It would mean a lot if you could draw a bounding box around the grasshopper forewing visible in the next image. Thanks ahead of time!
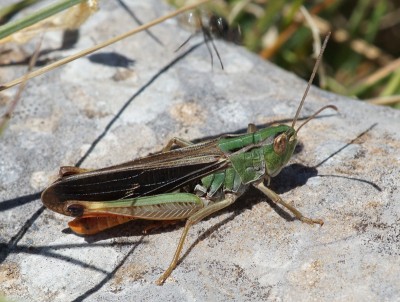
[41,33,337,285]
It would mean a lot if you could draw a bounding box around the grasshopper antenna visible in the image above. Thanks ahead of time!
[291,32,331,129]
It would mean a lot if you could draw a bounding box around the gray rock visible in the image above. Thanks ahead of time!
[1,1,399,301]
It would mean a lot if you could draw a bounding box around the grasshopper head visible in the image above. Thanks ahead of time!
[261,103,337,178]
[261,125,297,177]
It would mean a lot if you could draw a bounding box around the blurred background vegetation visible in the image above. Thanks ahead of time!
[170,0,400,108]
[1,0,399,109]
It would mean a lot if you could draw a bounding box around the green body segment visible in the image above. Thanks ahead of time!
[217,125,291,152]
[68,193,205,220]
[228,148,265,184]
[200,124,297,192]
[224,168,242,192]
[200,167,243,195]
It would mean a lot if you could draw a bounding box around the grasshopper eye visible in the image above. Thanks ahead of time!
[273,133,288,155]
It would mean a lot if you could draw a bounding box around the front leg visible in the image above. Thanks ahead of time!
[253,181,323,225]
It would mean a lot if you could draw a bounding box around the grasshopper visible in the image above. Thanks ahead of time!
[41,34,336,285]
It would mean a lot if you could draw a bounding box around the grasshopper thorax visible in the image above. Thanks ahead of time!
[225,124,297,185]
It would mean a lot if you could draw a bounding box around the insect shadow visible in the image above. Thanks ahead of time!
[88,52,135,68]
[0,30,81,67]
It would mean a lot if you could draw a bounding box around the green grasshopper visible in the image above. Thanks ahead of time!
[41,35,336,285]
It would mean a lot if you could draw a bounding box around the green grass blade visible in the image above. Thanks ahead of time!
[0,0,41,24]
[0,0,86,40]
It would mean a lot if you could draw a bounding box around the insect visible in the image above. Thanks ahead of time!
[41,34,336,285]
[177,10,241,69]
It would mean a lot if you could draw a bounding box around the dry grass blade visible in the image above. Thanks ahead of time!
[366,95,400,106]
[358,57,400,87]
